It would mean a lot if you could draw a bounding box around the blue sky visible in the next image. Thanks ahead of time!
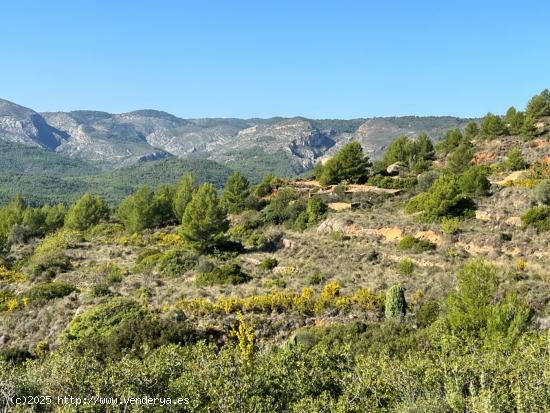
[1,0,549,118]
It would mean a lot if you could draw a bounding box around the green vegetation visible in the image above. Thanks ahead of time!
[397,258,414,275]
[221,172,250,213]
[480,113,508,139]
[385,283,407,320]
[521,205,550,231]
[64,193,109,231]
[526,89,550,119]
[506,148,528,171]
[0,91,549,410]
[379,133,435,172]
[398,235,436,252]
[195,263,251,286]
[533,180,550,205]
[180,183,229,251]
[316,142,371,185]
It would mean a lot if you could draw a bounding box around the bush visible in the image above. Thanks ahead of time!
[533,180,550,205]
[64,297,147,344]
[440,217,461,234]
[368,175,417,189]
[261,189,304,225]
[416,299,440,327]
[259,257,278,270]
[436,128,467,155]
[380,134,434,171]
[26,281,76,303]
[306,197,328,225]
[385,284,407,320]
[521,205,550,231]
[195,263,251,287]
[117,186,160,234]
[398,236,436,253]
[415,171,438,193]
[458,166,490,197]
[405,174,475,221]
[158,249,198,277]
[506,148,528,171]
[397,258,414,276]
[28,230,81,276]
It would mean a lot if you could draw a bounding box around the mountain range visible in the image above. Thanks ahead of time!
[0,98,472,174]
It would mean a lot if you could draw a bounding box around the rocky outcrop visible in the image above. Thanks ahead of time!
[0,97,472,170]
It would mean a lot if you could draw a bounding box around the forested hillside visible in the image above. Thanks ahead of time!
[0,90,550,411]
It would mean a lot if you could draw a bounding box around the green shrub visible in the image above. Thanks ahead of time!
[64,297,147,343]
[195,263,251,287]
[405,175,475,221]
[533,180,550,205]
[158,249,198,277]
[133,249,162,273]
[397,258,414,276]
[416,299,440,327]
[28,230,82,276]
[458,166,490,197]
[506,148,528,171]
[440,217,461,234]
[26,281,76,303]
[415,171,438,193]
[259,257,278,270]
[306,197,328,225]
[521,206,550,231]
[308,270,326,285]
[89,282,112,298]
[436,128,467,155]
[368,175,417,189]
[385,284,407,320]
[261,189,304,225]
[398,236,436,253]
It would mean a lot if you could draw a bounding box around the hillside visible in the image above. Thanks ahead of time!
[1,90,549,411]
[0,97,472,173]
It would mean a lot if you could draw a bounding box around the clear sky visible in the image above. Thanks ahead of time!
[1,0,549,119]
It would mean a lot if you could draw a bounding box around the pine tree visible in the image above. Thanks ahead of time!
[480,113,507,139]
[180,183,229,251]
[446,142,474,174]
[463,121,479,141]
[117,186,157,233]
[153,185,176,226]
[505,107,525,136]
[64,193,109,231]
[319,141,371,185]
[172,173,196,222]
[221,172,250,213]
[525,89,550,119]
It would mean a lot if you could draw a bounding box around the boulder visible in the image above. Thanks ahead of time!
[386,162,408,176]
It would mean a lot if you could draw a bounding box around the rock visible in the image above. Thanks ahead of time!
[317,218,354,234]
[282,238,296,249]
[386,162,409,176]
